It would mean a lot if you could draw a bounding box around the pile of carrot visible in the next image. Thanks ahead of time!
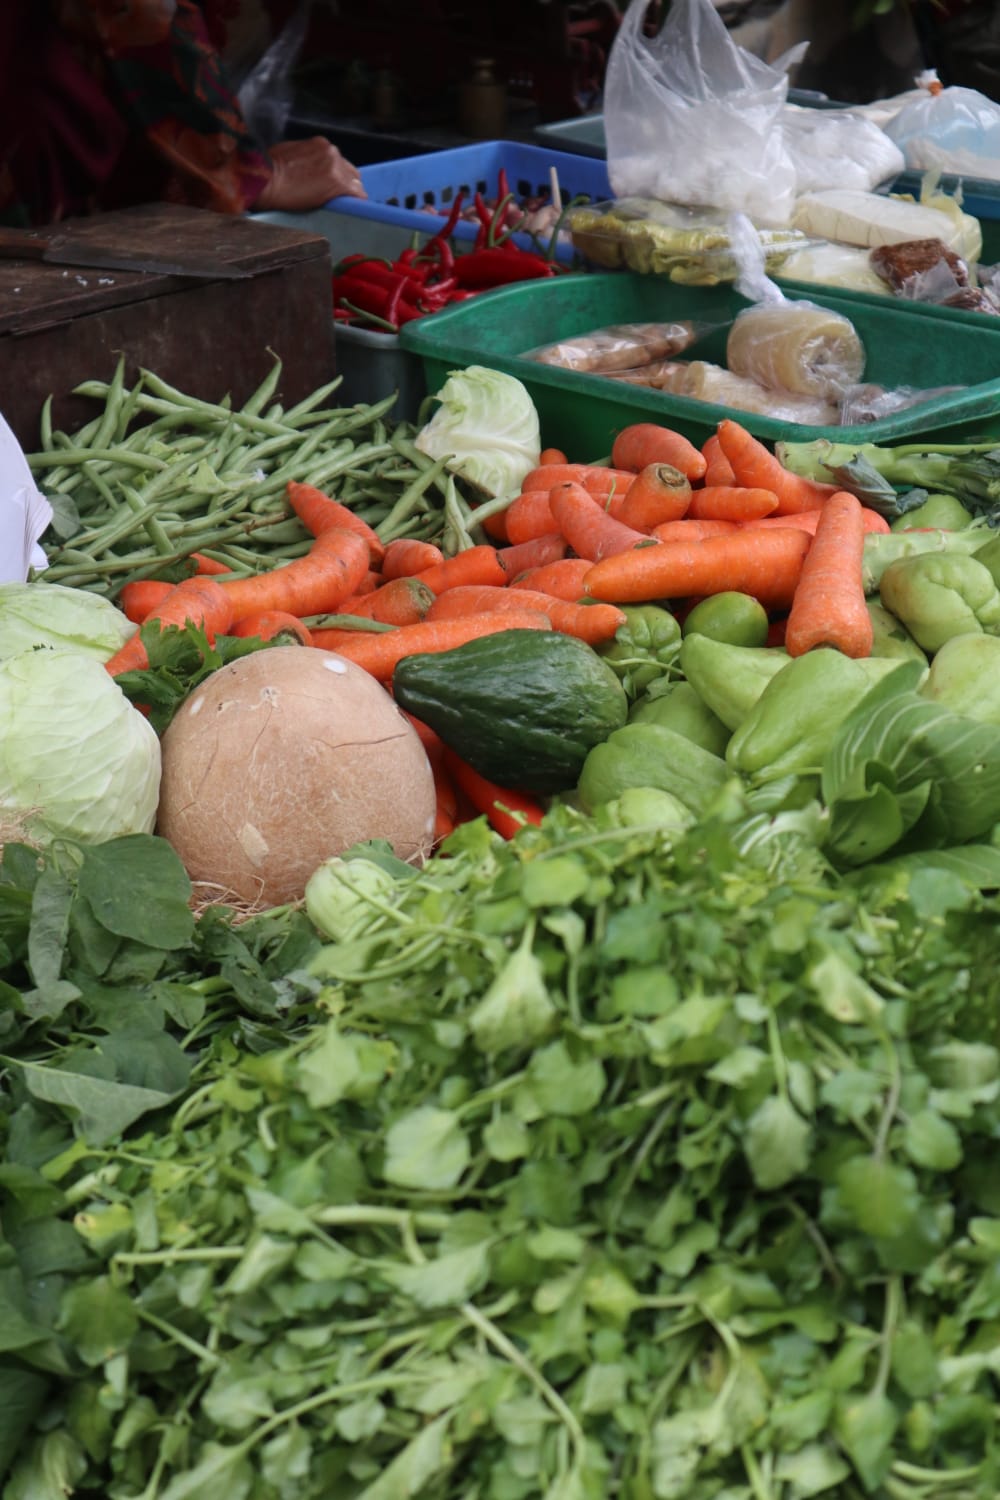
[108,420,887,841]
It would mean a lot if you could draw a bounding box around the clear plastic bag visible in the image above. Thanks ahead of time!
[237,1,311,147]
[885,70,1000,183]
[725,213,867,400]
[602,0,800,225]
[781,105,905,195]
[528,321,707,373]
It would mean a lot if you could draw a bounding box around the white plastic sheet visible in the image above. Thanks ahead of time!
[0,411,52,583]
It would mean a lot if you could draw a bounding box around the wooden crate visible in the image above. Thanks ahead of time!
[0,202,336,448]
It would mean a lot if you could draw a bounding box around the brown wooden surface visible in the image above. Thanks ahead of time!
[0,204,337,447]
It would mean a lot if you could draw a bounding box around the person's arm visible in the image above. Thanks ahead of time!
[82,0,365,213]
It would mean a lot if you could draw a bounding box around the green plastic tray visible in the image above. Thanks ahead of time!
[399,273,1000,457]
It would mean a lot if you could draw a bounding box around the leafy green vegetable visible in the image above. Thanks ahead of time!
[5,800,1000,1497]
[0,648,161,845]
[414,365,540,498]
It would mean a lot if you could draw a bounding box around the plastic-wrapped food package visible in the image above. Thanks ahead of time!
[869,237,970,291]
[884,71,1000,182]
[599,361,691,390]
[565,199,810,284]
[529,322,704,373]
[603,0,800,225]
[778,242,894,296]
[726,302,866,398]
[792,188,982,260]
[782,106,905,195]
[677,362,840,425]
[724,212,866,400]
[840,383,967,424]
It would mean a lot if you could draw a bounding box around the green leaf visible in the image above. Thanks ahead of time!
[383,1240,490,1308]
[522,855,590,908]
[77,835,194,949]
[835,1391,898,1491]
[775,1442,850,1498]
[836,1157,920,1238]
[744,1095,812,1189]
[770,1388,834,1449]
[903,1109,962,1171]
[0,1364,49,1477]
[201,1368,274,1433]
[158,1441,255,1500]
[296,1024,363,1108]
[3,1431,87,1500]
[891,1321,939,1400]
[808,952,883,1025]
[3,1055,184,1144]
[469,941,557,1055]
[336,1397,386,1442]
[353,1412,451,1500]
[58,1276,138,1366]
[25,868,79,1018]
[383,1107,470,1191]
[483,1113,529,1161]
[525,1041,606,1117]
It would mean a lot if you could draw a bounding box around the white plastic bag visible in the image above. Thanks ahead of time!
[782,105,905,194]
[885,70,1000,183]
[603,0,800,225]
[237,1,311,147]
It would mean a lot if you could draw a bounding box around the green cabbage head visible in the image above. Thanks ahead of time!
[0,581,136,663]
[0,648,161,845]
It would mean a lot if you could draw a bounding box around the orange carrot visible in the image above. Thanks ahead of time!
[618,464,692,531]
[539,447,568,466]
[104,577,235,677]
[402,712,447,767]
[119,579,174,624]
[231,610,314,645]
[497,532,569,577]
[219,528,371,620]
[286,480,384,564]
[328,576,434,626]
[715,420,836,516]
[476,504,511,543]
[355,569,382,596]
[522,464,636,495]
[190,552,232,576]
[687,486,779,523]
[612,423,707,482]
[433,767,459,842]
[549,481,649,562]
[508,557,593,601]
[412,544,507,594]
[584,527,811,611]
[743,506,890,537]
[425,584,627,646]
[652,518,738,544]
[784,491,873,659]
[381,538,445,580]
[504,491,560,545]
[442,748,545,839]
[701,434,737,487]
[316,611,552,680]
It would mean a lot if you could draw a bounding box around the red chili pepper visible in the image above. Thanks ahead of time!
[497,167,510,204]
[334,262,409,294]
[438,191,465,240]
[453,248,556,289]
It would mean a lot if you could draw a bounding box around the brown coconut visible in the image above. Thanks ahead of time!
[156,646,436,907]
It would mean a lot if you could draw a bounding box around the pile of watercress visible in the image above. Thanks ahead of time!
[3,803,1000,1499]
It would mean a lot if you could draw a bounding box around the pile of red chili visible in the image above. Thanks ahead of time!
[332,182,562,335]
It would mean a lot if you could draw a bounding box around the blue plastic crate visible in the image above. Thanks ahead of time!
[323,141,612,261]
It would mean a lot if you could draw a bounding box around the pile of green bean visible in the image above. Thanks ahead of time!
[28,358,485,596]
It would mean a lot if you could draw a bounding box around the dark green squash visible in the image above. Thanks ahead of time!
[393,628,628,793]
